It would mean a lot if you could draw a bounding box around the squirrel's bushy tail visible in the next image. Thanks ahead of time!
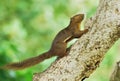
[3,52,52,70]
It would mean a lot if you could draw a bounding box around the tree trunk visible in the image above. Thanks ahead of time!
[33,0,120,81]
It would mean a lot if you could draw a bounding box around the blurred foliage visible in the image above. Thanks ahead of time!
[0,0,119,81]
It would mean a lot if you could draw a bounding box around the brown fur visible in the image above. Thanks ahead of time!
[2,14,88,70]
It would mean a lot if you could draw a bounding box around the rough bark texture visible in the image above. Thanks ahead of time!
[110,61,120,81]
[33,0,120,81]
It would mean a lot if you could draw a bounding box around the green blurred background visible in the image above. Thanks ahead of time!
[0,0,119,81]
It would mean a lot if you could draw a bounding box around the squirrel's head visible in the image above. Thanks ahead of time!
[70,14,84,23]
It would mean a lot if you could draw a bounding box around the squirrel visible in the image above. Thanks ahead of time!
[1,14,88,70]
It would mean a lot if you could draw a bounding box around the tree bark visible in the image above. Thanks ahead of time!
[33,0,120,81]
[110,61,120,81]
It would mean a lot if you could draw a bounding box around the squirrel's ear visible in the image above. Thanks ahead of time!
[70,17,73,22]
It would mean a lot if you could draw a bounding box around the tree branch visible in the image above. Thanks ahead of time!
[110,61,120,81]
[33,0,120,81]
